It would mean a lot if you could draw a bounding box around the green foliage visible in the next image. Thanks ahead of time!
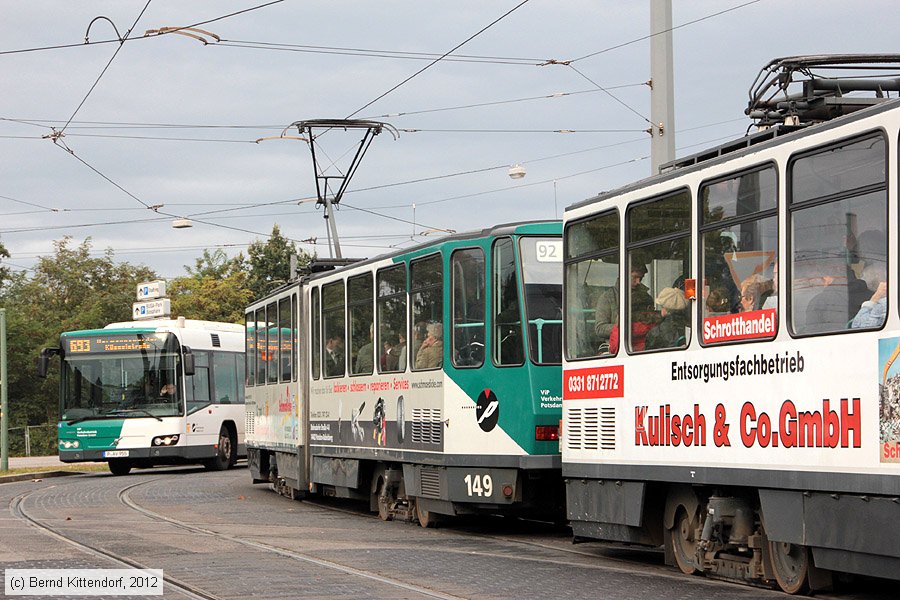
[0,238,9,290]
[169,249,252,324]
[246,224,312,300]
[1,237,156,429]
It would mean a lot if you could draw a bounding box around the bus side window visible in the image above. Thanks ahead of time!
[187,351,211,411]
[213,352,239,404]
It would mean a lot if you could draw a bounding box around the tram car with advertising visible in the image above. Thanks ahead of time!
[561,56,900,592]
[245,220,563,526]
[42,317,246,475]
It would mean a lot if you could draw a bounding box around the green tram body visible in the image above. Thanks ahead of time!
[245,221,563,524]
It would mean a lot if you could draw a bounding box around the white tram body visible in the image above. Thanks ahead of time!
[562,97,900,588]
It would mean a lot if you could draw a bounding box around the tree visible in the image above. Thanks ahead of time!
[246,224,312,300]
[2,237,156,428]
[169,249,252,324]
[0,239,9,290]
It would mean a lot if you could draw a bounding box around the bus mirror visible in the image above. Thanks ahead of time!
[37,347,60,378]
[182,346,195,376]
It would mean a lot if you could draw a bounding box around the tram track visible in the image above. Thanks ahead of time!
[10,483,216,600]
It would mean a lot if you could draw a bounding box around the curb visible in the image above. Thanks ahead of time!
[0,470,87,485]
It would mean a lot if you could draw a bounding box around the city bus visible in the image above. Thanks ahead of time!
[561,55,900,592]
[40,317,245,475]
[245,220,563,525]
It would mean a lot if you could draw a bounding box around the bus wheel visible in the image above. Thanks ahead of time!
[205,426,235,471]
[768,540,809,594]
[108,460,132,476]
[414,497,440,529]
[670,506,700,575]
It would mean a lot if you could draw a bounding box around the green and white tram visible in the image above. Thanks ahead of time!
[562,56,900,592]
[42,318,246,475]
[246,220,563,525]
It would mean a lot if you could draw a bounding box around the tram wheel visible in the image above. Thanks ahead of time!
[768,540,810,594]
[414,497,440,529]
[376,478,393,522]
[108,459,132,476]
[670,507,700,575]
[204,426,235,471]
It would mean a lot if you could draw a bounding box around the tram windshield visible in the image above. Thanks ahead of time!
[519,236,563,364]
[60,332,184,422]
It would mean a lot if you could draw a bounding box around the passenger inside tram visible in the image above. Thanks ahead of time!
[645,287,689,350]
[851,265,887,329]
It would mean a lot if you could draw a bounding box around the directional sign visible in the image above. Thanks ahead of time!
[136,280,167,301]
[132,299,171,320]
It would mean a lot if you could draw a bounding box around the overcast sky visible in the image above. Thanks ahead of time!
[1,0,895,279]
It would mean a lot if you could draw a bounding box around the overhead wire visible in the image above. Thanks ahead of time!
[570,0,764,63]
[59,1,153,135]
[346,0,532,118]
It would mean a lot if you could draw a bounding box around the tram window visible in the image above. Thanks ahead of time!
[493,238,524,366]
[278,296,292,382]
[311,288,321,380]
[377,264,407,373]
[520,237,562,365]
[564,211,619,359]
[292,293,298,382]
[789,135,887,335]
[700,166,778,345]
[411,254,443,371]
[452,248,485,368]
[213,352,239,404]
[266,302,278,383]
[254,307,266,385]
[245,311,255,386]
[322,281,346,378]
[626,190,691,353]
[348,273,374,376]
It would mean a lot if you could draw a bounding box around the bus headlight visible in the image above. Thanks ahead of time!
[152,434,180,446]
[59,440,80,449]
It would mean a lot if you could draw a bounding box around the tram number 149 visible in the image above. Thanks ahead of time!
[463,473,493,497]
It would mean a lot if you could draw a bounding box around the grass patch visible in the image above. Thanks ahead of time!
[0,464,109,476]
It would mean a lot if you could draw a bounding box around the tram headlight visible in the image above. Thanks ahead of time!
[59,440,80,449]
[152,434,180,446]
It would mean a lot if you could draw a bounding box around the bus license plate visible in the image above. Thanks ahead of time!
[103,450,129,458]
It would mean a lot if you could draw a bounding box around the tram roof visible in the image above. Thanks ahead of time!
[253,219,561,301]
[566,97,900,214]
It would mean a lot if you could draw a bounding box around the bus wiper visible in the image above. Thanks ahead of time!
[66,415,104,426]
[106,409,163,422]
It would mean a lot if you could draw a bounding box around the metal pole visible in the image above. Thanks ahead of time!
[324,196,343,259]
[24,426,30,457]
[650,0,676,174]
[1,308,8,471]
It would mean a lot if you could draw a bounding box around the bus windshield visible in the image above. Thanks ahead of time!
[60,332,183,421]
[519,236,563,364]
